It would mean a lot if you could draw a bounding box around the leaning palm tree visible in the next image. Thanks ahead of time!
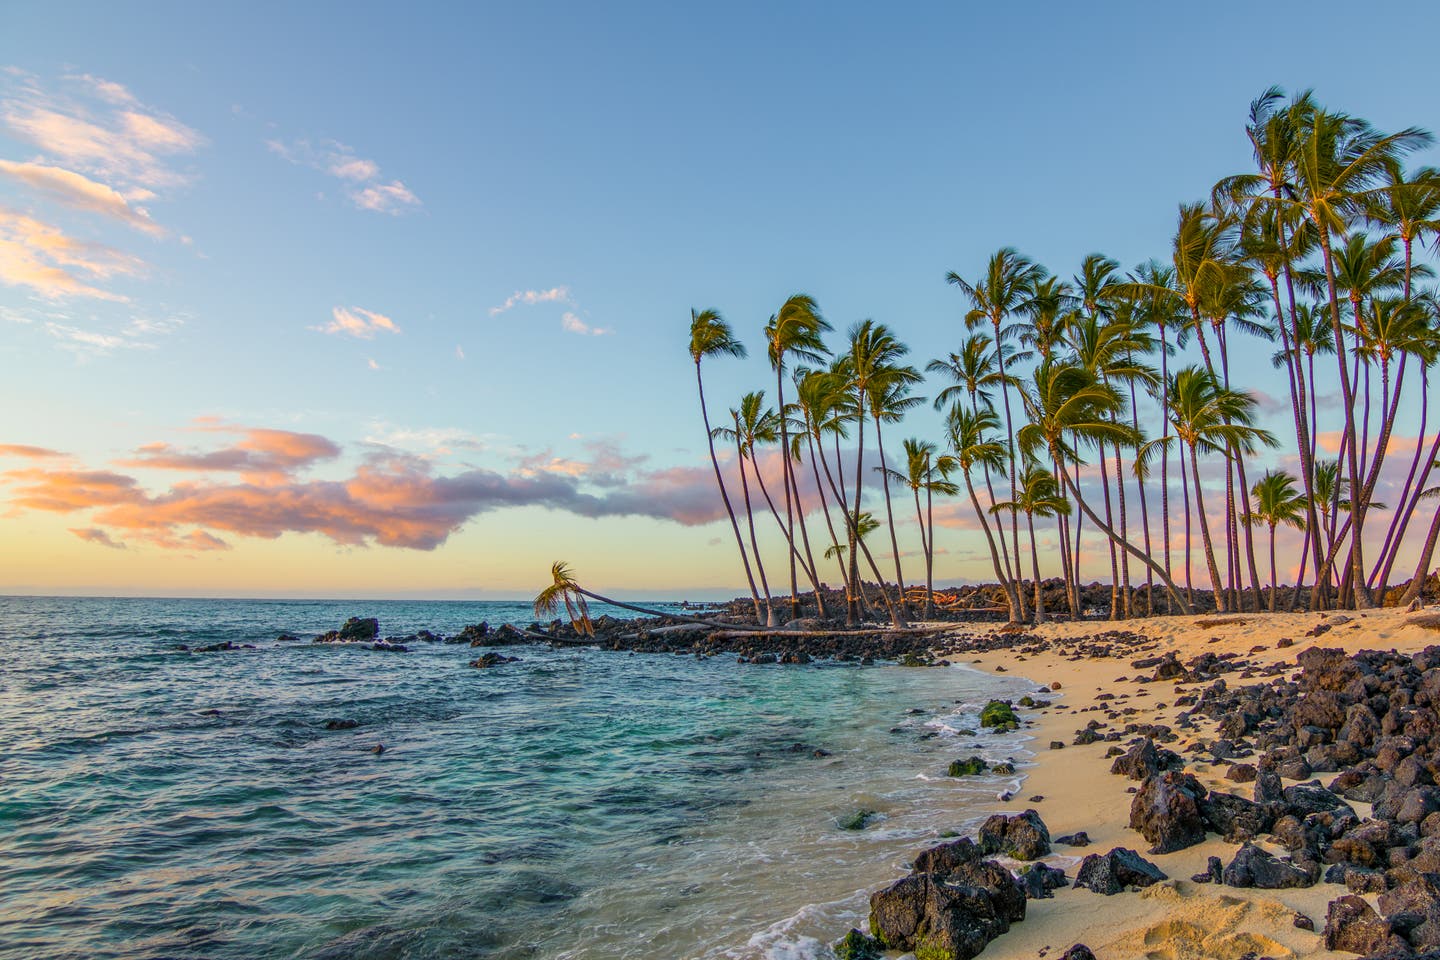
[1017,356,1193,614]
[688,308,763,623]
[991,462,1071,624]
[1248,470,1307,612]
[884,438,958,619]
[764,294,831,621]
[535,562,766,634]
[946,404,1023,622]
[868,372,925,616]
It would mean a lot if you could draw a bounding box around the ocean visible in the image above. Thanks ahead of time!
[0,596,1035,960]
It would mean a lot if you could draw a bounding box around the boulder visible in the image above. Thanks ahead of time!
[1323,894,1410,956]
[1073,847,1167,895]
[1130,771,1208,854]
[1201,791,1276,843]
[1019,862,1068,899]
[1110,738,1179,780]
[978,809,1051,861]
[868,873,1018,960]
[833,929,883,960]
[1221,843,1314,889]
[913,838,983,875]
[1060,947,1097,960]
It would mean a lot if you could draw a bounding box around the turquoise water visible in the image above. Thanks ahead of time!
[0,597,1034,960]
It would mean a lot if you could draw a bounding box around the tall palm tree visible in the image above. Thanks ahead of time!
[1248,470,1307,612]
[869,373,924,616]
[948,248,1045,620]
[765,294,831,620]
[842,320,913,626]
[1253,100,1432,607]
[688,308,762,623]
[991,462,1071,624]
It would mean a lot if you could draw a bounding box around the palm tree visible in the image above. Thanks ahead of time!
[992,462,1071,624]
[765,294,831,620]
[1018,357,1192,613]
[1248,470,1307,611]
[868,372,924,616]
[689,308,763,623]
[946,404,1023,622]
[536,562,766,633]
[1157,366,1277,611]
[885,438,959,619]
[842,320,913,626]
[714,393,779,626]
[1253,100,1432,607]
[948,248,1045,621]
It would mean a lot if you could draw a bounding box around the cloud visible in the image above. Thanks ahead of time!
[1,429,744,551]
[40,312,186,357]
[455,345,465,360]
[1,72,202,194]
[0,207,145,301]
[267,138,421,214]
[351,180,420,214]
[561,311,611,336]
[69,526,126,548]
[116,427,341,481]
[314,305,400,339]
[489,287,570,316]
[0,161,164,235]
[0,443,67,459]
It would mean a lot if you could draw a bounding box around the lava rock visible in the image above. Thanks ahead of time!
[1323,894,1409,956]
[977,809,1051,861]
[1221,843,1314,889]
[1130,771,1208,854]
[1072,847,1167,895]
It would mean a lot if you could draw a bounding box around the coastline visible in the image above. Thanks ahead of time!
[917,608,1440,960]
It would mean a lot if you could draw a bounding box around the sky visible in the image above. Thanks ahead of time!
[2,1,1439,600]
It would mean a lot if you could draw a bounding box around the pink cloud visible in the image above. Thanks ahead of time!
[69,526,126,549]
[0,443,68,459]
[116,427,341,480]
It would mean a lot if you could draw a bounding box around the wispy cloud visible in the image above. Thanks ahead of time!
[313,305,400,339]
[0,207,145,301]
[1,70,203,195]
[267,138,421,214]
[562,311,611,336]
[69,526,126,549]
[489,286,571,316]
[0,161,164,235]
[0,443,68,459]
[117,426,341,481]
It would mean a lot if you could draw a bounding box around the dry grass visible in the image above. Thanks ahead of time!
[1194,617,1249,629]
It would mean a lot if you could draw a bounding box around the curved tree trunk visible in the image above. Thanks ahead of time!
[1190,442,1227,611]
[963,470,1023,622]
[697,363,763,623]
[734,427,778,627]
[873,415,910,618]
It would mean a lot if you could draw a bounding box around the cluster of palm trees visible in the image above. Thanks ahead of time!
[688,87,1440,626]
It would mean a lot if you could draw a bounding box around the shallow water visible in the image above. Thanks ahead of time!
[0,596,1034,960]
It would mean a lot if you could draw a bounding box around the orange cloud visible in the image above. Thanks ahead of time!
[0,207,145,300]
[0,443,68,459]
[0,161,164,235]
[314,305,400,339]
[118,427,341,480]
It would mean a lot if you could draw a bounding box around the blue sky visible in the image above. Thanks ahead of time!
[2,1,1438,598]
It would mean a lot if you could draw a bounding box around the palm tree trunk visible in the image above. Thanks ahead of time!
[848,391,867,625]
[913,486,931,619]
[1181,451,1195,608]
[1159,322,1174,614]
[963,470,1022,622]
[972,392,1020,596]
[775,367,801,620]
[1113,440,1132,618]
[924,476,937,619]
[753,461,816,587]
[784,443,828,618]
[806,427,852,603]
[1189,442,1227,610]
[1054,446,1192,615]
[734,428,777,627]
[1268,522,1279,613]
[1100,449,1121,620]
[697,363,763,622]
[1400,503,1440,607]
[992,317,1028,621]
[873,417,910,618]
[1028,510,1045,624]
[1316,227,1371,608]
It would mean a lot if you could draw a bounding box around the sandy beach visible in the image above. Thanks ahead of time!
[922,608,1440,960]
